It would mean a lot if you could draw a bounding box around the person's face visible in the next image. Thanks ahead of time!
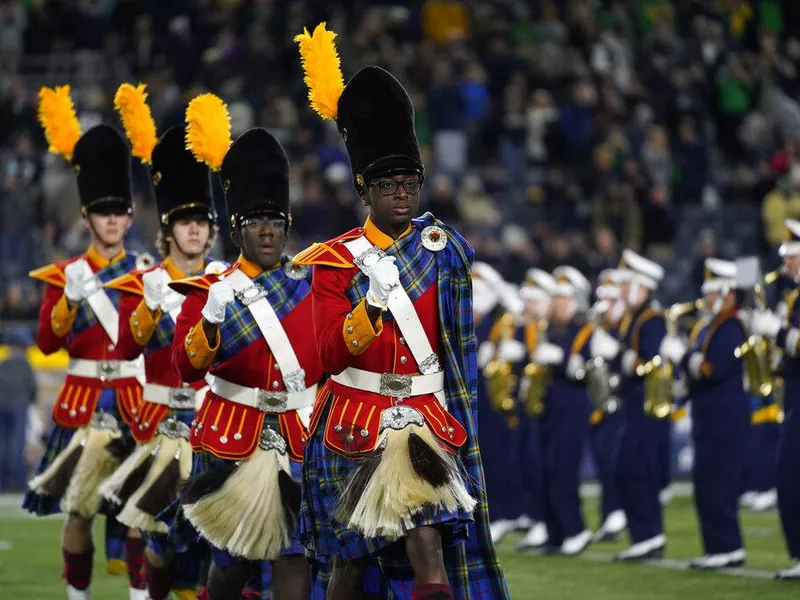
[85,211,132,247]
[233,213,286,270]
[364,174,421,232]
[552,295,574,324]
[704,290,721,310]
[602,298,625,327]
[784,254,800,279]
[525,297,550,321]
[169,218,211,258]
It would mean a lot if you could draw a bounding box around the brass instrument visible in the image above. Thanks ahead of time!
[734,275,774,398]
[482,312,519,418]
[582,304,620,414]
[520,319,550,416]
[638,299,703,419]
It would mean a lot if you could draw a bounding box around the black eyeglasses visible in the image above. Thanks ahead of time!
[241,216,286,231]
[368,179,422,196]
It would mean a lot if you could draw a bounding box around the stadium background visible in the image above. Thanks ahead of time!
[1,1,800,597]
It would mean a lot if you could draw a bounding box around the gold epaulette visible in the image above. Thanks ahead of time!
[104,271,144,295]
[292,228,366,269]
[29,262,67,288]
[169,273,215,295]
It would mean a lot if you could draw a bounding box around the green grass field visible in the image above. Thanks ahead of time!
[0,494,797,599]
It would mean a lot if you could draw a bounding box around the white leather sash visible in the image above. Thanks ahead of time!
[74,258,119,344]
[223,269,308,393]
[208,375,315,428]
[331,367,444,399]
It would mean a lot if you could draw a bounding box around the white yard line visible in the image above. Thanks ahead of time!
[581,551,776,580]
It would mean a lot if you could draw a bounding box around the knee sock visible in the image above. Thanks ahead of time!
[145,562,174,600]
[126,537,147,590]
[63,548,94,591]
[411,583,453,600]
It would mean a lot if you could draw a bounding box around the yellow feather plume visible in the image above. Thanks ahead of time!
[185,94,231,172]
[37,85,81,161]
[114,83,158,165]
[294,22,345,120]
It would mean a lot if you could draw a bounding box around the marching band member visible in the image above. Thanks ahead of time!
[101,86,227,599]
[751,219,800,579]
[589,270,628,543]
[516,269,556,551]
[662,259,749,568]
[529,267,594,555]
[591,250,668,561]
[293,23,509,599]
[24,86,148,599]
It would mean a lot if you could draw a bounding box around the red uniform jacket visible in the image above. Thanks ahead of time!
[293,218,467,456]
[30,245,144,429]
[170,255,324,461]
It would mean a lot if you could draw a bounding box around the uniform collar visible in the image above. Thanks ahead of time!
[363,217,412,251]
[236,253,279,278]
[85,244,126,270]
[163,256,187,280]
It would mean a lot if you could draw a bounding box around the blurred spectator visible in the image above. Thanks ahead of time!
[762,176,800,249]
[559,81,596,168]
[428,59,467,175]
[422,0,469,45]
[642,184,677,259]
[526,89,560,166]
[592,181,642,251]
[458,174,501,229]
[427,174,462,226]
[0,326,36,491]
[674,117,709,204]
[641,124,673,193]
[693,229,718,296]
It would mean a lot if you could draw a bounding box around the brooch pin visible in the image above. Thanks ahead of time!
[421,225,447,251]
[284,261,309,280]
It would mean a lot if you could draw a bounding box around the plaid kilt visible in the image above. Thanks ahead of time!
[23,388,133,516]
[147,532,210,591]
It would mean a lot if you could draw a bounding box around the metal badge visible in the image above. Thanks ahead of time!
[353,246,387,275]
[256,389,288,413]
[235,283,267,306]
[284,261,309,281]
[421,225,447,252]
[259,425,288,454]
[90,410,120,432]
[157,417,191,439]
[282,368,307,394]
[168,387,195,410]
[136,252,156,270]
[379,373,413,399]
[418,354,442,375]
[380,405,425,432]
[97,361,121,381]
[204,261,228,275]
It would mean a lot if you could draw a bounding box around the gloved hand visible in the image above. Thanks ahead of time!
[659,335,687,364]
[202,280,235,324]
[751,310,781,339]
[64,261,96,302]
[366,256,400,310]
[477,342,496,369]
[497,339,527,363]
[142,269,168,312]
[590,329,621,360]
[533,342,564,366]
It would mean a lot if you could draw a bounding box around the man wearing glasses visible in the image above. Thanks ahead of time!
[169,127,324,600]
[293,23,508,600]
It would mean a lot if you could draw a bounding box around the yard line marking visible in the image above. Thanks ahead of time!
[0,541,11,551]
[581,551,776,580]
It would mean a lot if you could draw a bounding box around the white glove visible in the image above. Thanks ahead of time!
[202,280,235,324]
[590,329,621,360]
[64,261,96,302]
[497,339,526,363]
[751,310,781,339]
[659,335,687,364]
[533,342,564,365]
[366,256,400,310]
[142,269,168,312]
[477,342,496,369]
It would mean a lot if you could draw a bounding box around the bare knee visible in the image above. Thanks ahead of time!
[272,555,310,600]
[144,546,169,570]
[62,514,93,553]
[329,556,367,594]
[405,527,447,584]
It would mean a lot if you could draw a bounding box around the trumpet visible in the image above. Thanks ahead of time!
[638,299,704,419]
[582,303,620,415]
[519,319,550,417]
[734,270,777,398]
[482,312,519,420]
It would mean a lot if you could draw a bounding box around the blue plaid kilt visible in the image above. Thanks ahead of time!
[23,388,133,516]
[298,399,472,563]
[147,531,210,591]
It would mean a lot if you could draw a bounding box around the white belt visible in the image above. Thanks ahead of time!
[67,357,144,382]
[331,367,445,404]
[143,383,207,410]
[209,375,317,413]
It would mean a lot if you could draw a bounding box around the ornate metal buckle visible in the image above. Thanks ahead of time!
[168,388,195,410]
[353,246,387,275]
[259,426,288,454]
[157,417,191,439]
[284,261,309,280]
[97,361,120,381]
[282,368,307,394]
[418,354,441,375]
[379,405,425,432]
[256,389,288,412]
[235,283,267,306]
[90,410,119,432]
[379,373,413,399]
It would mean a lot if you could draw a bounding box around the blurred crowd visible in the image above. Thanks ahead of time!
[3,0,800,321]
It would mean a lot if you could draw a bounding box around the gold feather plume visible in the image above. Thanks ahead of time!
[37,85,82,161]
[114,83,158,165]
[185,94,231,172]
[294,22,345,120]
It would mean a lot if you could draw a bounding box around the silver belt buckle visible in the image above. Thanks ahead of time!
[97,361,120,381]
[282,368,307,394]
[379,373,413,400]
[157,417,191,439]
[235,283,267,306]
[256,389,288,412]
[168,388,195,410]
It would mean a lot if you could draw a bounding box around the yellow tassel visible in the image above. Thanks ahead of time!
[294,22,345,120]
[114,83,158,165]
[184,93,231,172]
[37,85,81,161]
